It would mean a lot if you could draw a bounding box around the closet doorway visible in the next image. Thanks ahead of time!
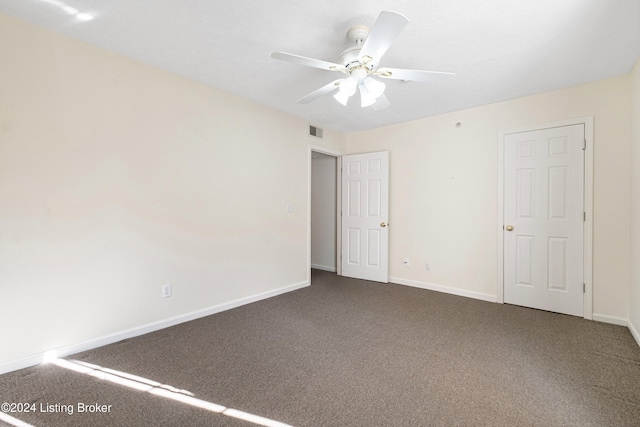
[311,151,339,273]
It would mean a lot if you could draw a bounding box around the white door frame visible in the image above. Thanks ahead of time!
[497,117,594,319]
[308,144,345,285]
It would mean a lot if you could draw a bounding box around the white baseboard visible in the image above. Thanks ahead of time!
[592,313,640,349]
[592,313,629,327]
[627,320,640,348]
[389,277,497,303]
[311,263,337,272]
[0,280,309,375]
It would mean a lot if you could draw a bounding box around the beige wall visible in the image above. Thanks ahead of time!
[348,76,632,318]
[630,57,640,341]
[0,13,347,367]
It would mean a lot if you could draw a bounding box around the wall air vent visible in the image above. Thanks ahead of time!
[309,125,323,138]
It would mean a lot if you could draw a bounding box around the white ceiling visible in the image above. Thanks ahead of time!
[2,0,640,133]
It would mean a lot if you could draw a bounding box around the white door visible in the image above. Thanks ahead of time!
[503,125,584,316]
[341,151,389,283]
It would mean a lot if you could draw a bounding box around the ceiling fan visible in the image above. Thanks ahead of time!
[271,11,455,110]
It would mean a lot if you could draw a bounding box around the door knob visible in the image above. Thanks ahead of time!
[505,225,514,231]
[380,222,388,228]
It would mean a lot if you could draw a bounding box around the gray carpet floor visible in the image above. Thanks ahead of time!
[1,269,639,426]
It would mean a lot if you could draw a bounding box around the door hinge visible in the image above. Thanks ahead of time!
[583,139,586,150]
[583,212,586,221]
[583,283,586,293]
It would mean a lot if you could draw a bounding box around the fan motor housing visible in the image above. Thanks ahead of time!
[338,46,362,68]
[339,25,373,70]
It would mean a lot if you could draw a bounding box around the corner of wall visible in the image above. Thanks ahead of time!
[629,55,640,347]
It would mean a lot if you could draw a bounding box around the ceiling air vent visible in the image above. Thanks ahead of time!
[309,125,323,138]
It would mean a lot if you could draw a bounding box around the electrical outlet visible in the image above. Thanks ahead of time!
[403,258,410,266]
[424,262,431,271]
[162,283,172,298]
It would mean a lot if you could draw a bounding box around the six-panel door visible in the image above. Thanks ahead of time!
[341,151,389,283]
[504,125,585,316]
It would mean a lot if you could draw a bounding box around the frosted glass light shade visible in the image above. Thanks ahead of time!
[359,84,376,107]
[340,76,358,96]
[334,75,358,105]
[364,77,385,99]
[333,89,350,106]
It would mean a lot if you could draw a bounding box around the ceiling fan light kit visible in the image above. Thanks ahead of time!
[271,11,455,110]
[332,68,386,107]
[360,85,377,107]
[364,76,385,97]
[333,85,352,106]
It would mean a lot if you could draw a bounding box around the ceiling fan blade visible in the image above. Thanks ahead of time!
[271,52,345,72]
[377,67,456,84]
[371,94,390,111]
[358,11,409,66]
[297,79,342,104]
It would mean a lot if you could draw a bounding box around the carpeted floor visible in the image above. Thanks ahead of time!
[1,269,639,426]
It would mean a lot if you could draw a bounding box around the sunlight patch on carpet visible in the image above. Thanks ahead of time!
[49,358,293,427]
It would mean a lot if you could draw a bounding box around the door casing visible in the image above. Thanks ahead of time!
[308,146,390,285]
